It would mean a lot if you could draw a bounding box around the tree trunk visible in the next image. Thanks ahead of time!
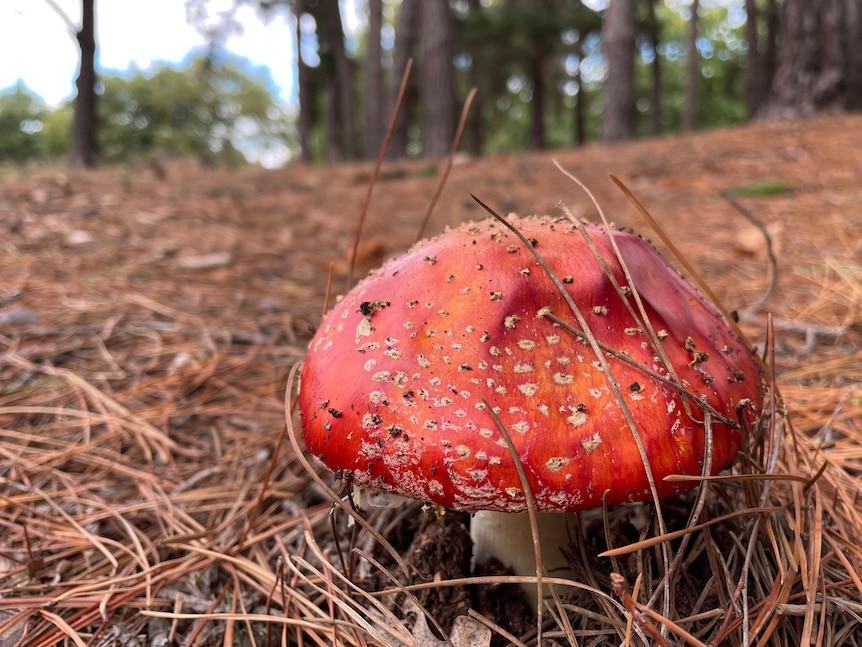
[602,0,637,142]
[71,0,98,168]
[295,0,314,162]
[683,0,700,131]
[745,0,781,118]
[388,0,420,159]
[646,0,663,134]
[764,0,779,87]
[364,0,383,159]
[759,0,862,118]
[744,0,765,117]
[528,51,545,149]
[572,35,586,146]
[464,0,484,155]
[420,0,457,158]
[319,0,355,161]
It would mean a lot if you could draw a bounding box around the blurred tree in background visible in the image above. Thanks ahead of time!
[71,0,98,168]
[39,104,76,159]
[38,0,99,167]
[758,0,862,118]
[96,55,293,164]
[226,0,809,159]
[420,0,457,157]
[602,0,637,140]
[4,0,862,166]
[455,1,603,151]
[0,55,292,165]
[386,0,420,159]
[0,83,48,162]
[364,0,384,157]
[743,0,778,117]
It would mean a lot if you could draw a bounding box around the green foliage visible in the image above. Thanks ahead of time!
[39,105,74,158]
[444,0,751,153]
[0,82,48,162]
[0,53,294,166]
[726,180,794,197]
[634,1,748,134]
[694,3,748,128]
[2,2,760,164]
[97,53,293,164]
[454,0,603,154]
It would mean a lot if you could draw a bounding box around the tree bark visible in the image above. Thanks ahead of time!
[388,0,420,159]
[364,0,383,159]
[71,0,98,168]
[646,0,663,134]
[319,0,355,161]
[683,0,700,131]
[573,35,586,146]
[602,0,637,142]
[572,35,587,146]
[294,0,314,162]
[420,0,457,158]
[744,0,764,117]
[745,0,780,118]
[528,51,546,149]
[464,0,484,155]
[764,0,779,88]
[759,0,862,118]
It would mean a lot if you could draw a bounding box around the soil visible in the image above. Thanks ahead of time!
[1,113,861,645]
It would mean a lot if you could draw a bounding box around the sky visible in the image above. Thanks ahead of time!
[0,0,298,107]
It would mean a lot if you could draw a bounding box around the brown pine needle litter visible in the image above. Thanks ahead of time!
[2,116,862,646]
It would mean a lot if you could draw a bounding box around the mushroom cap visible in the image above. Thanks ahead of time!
[299,216,764,513]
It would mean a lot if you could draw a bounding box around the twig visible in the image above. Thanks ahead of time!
[722,192,779,317]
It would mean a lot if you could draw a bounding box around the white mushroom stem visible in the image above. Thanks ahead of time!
[470,510,577,611]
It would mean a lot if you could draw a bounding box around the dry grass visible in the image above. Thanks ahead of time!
[2,117,862,646]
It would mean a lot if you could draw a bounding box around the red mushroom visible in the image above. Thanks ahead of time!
[299,214,763,601]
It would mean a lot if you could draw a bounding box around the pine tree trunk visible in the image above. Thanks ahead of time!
[572,35,585,146]
[744,0,765,117]
[364,0,383,159]
[646,0,663,134]
[464,0,484,155]
[683,0,700,131]
[745,0,780,118]
[759,0,862,118]
[320,0,355,161]
[764,0,779,85]
[602,0,637,142]
[421,0,456,158]
[71,0,98,168]
[295,0,314,162]
[528,52,545,149]
[388,0,420,159]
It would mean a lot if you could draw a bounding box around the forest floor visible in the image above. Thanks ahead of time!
[1,114,861,646]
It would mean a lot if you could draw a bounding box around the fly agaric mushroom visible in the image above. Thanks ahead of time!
[299,214,763,602]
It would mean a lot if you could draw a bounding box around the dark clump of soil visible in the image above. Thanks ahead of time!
[371,510,534,642]
[472,556,536,640]
[404,513,474,633]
